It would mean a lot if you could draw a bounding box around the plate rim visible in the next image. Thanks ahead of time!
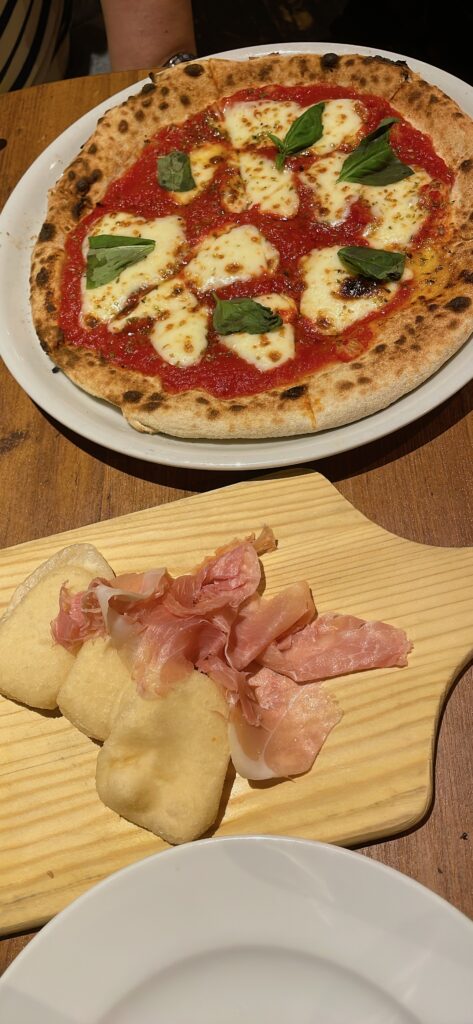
[1,835,473,1022]
[0,40,472,470]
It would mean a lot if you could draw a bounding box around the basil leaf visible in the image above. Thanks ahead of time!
[268,102,325,169]
[338,246,406,281]
[157,150,196,191]
[86,235,156,289]
[338,117,414,186]
[213,295,283,335]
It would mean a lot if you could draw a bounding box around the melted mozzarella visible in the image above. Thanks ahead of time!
[219,293,296,370]
[238,152,299,217]
[312,98,363,155]
[81,213,186,325]
[111,277,209,367]
[299,246,402,334]
[184,225,279,291]
[223,99,302,149]
[168,143,227,205]
[301,152,362,225]
[363,171,431,248]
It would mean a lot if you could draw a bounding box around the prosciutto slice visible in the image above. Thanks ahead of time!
[228,667,342,780]
[227,582,315,670]
[51,529,413,782]
[260,613,413,681]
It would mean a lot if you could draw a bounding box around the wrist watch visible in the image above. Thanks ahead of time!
[163,53,198,67]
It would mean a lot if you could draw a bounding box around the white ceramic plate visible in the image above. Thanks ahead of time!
[1,836,472,1023]
[0,42,472,471]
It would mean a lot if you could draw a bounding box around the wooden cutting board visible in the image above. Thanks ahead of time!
[0,471,472,935]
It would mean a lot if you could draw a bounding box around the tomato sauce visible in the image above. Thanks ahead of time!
[59,84,453,400]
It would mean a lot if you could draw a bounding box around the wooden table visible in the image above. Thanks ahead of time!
[0,69,472,976]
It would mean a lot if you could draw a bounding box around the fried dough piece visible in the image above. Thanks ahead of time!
[58,636,132,741]
[96,670,230,844]
[0,544,113,709]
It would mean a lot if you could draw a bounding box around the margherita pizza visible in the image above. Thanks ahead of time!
[30,52,473,438]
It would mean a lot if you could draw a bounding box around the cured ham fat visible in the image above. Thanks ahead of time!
[52,530,412,781]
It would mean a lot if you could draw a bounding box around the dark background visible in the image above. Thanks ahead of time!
[68,1,473,88]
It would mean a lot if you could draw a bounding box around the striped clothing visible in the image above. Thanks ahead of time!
[0,0,71,92]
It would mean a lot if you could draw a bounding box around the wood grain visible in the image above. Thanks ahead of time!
[0,69,471,973]
[0,472,472,934]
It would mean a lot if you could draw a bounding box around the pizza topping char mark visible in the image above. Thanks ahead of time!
[299,246,409,334]
[109,277,210,368]
[237,151,299,216]
[81,213,187,325]
[363,170,432,248]
[183,223,280,291]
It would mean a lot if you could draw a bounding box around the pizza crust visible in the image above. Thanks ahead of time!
[30,54,473,439]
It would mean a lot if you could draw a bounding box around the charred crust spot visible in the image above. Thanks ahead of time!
[350,361,363,370]
[321,52,339,70]
[142,399,163,413]
[415,314,424,323]
[196,396,209,405]
[36,267,49,286]
[366,54,409,71]
[118,119,128,133]
[230,403,245,412]
[161,85,170,96]
[394,335,406,346]
[0,138,7,150]
[141,82,156,94]
[90,168,102,183]
[374,343,387,354]
[338,379,354,392]
[407,325,415,335]
[258,64,273,81]
[148,392,163,401]
[346,58,354,67]
[71,198,90,220]
[123,390,143,403]
[460,269,473,284]
[460,158,473,172]
[357,375,371,385]
[407,88,421,103]
[76,176,91,195]
[225,73,235,87]
[428,303,438,312]
[67,170,76,180]
[88,144,97,154]
[184,63,204,78]
[159,101,169,110]
[180,94,191,106]
[428,94,439,104]
[296,57,309,75]
[135,109,145,121]
[207,408,220,419]
[45,301,56,314]
[358,76,366,87]
[445,295,471,312]
[142,97,152,108]
[280,385,307,401]
[38,222,56,242]
[410,343,421,352]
